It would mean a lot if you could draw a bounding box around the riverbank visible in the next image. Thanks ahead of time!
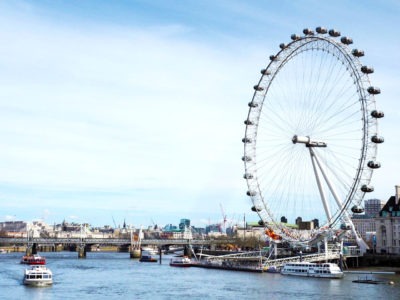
[357,254,400,268]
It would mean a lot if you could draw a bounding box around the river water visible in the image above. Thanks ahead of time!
[1,251,400,300]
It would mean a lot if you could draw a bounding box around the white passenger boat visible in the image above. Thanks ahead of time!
[139,248,158,262]
[281,262,344,278]
[169,256,193,267]
[23,265,53,287]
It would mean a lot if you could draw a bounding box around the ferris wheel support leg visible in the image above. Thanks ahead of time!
[310,148,344,211]
[309,148,332,222]
[311,149,369,254]
[346,216,369,254]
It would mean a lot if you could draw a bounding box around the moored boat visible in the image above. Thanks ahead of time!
[265,265,281,273]
[139,249,158,262]
[23,265,53,287]
[169,256,193,267]
[281,262,344,278]
[20,254,46,265]
[352,275,395,285]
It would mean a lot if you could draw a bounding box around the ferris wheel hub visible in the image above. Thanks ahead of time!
[292,135,327,147]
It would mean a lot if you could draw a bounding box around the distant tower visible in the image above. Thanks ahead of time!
[295,217,302,225]
[396,185,400,205]
[179,219,190,231]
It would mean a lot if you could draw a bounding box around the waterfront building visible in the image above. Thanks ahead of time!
[0,221,27,237]
[351,199,384,248]
[351,215,377,248]
[375,185,400,254]
[236,221,269,241]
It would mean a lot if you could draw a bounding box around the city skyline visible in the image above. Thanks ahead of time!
[0,1,399,228]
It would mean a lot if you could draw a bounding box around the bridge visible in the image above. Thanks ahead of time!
[0,236,236,258]
[0,237,232,248]
[0,237,234,251]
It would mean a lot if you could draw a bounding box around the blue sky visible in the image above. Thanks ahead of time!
[0,0,399,228]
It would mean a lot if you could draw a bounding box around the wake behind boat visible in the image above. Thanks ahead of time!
[23,265,53,287]
[281,262,344,279]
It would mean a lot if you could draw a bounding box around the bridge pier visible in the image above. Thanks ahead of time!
[183,245,192,258]
[25,246,32,256]
[78,244,87,258]
[129,246,141,259]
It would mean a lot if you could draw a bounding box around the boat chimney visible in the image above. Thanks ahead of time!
[396,185,400,205]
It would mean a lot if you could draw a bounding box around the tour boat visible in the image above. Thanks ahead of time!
[139,249,158,262]
[281,262,344,278]
[169,256,193,267]
[20,254,46,265]
[23,265,53,287]
[265,265,281,273]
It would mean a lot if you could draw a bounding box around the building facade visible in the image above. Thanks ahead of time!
[375,185,400,254]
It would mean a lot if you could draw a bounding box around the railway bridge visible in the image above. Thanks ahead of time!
[0,236,234,258]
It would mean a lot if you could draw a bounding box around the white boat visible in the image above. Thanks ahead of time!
[281,262,344,279]
[169,256,193,267]
[23,265,53,287]
[139,248,158,262]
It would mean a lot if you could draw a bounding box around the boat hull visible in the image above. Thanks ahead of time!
[139,257,158,262]
[169,263,192,267]
[281,272,343,279]
[21,255,46,265]
[169,256,193,267]
[23,265,53,287]
[23,279,53,287]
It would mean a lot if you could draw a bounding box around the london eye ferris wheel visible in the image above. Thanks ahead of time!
[242,27,384,249]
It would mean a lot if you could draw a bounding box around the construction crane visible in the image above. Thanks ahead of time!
[220,203,227,234]
[112,216,117,229]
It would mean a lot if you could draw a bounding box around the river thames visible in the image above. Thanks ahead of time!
[1,251,400,300]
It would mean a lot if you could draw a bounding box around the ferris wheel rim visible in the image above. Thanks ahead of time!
[242,28,382,245]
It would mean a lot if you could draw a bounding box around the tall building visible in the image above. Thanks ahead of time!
[179,219,190,230]
[365,199,385,217]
